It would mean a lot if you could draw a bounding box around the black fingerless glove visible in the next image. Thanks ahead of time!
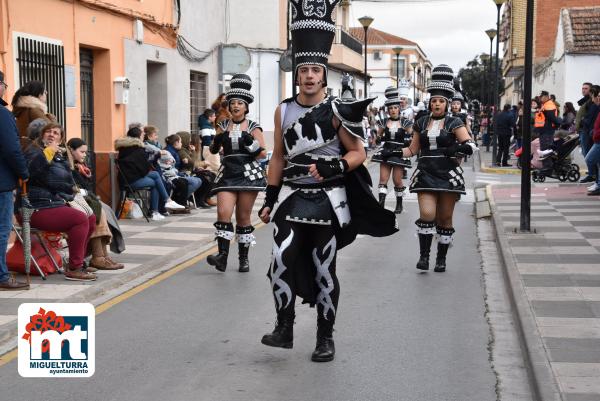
[315,159,349,179]
[242,134,263,157]
[210,134,224,154]
[258,184,281,216]
[456,142,474,155]
[443,144,458,157]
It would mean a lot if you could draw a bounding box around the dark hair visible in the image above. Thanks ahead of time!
[531,98,541,108]
[583,82,593,88]
[540,90,549,97]
[203,109,216,118]
[591,86,600,97]
[165,134,181,146]
[563,102,576,115]
[503,104,511,112]
[550,94,556,101]
[127,127,143,139]
[11,80,46,107]
[67,137,87,150]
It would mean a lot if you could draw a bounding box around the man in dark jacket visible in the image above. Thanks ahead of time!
[0,70,30,290]
[495,104,516,166]
[576,82,593,156]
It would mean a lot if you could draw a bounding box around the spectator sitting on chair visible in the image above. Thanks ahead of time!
[0,69,30,290]
[67,138,124,271]
[115,126,184,221]
[22,122,96,281]
[165,134,203,203]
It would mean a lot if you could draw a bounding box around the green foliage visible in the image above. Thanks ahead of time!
[458,54,505,105]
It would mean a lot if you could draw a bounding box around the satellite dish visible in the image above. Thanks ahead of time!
[279,48,293,72]
[222,44,251,74]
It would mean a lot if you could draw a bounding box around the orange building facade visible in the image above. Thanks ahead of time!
[0,0,176,203]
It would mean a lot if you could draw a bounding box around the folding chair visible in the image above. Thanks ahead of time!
[11,224,64,279]
[114,159,152,222]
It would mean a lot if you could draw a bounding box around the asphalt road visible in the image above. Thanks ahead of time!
[0,162,497,401]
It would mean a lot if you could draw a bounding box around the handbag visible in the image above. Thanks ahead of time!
[68,191,94,217]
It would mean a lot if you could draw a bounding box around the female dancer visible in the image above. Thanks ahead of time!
[372,86,413,213]
[402,65,477,272]
[207,74,267,273]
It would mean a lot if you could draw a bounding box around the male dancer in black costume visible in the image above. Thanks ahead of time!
[258,0,397,362]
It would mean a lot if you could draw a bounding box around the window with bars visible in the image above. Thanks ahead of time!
[190,71,208,135]
[16,36,66,129]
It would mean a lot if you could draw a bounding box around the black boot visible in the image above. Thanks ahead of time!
[238,243,250,273]
[235,225,254,273]
[434,227,455,273]
[415,220,435,271]
[261,311,294,349]
[394,186,405,214]
[207,222,232,272]
[311,319,335,362]
[378,184,387,207]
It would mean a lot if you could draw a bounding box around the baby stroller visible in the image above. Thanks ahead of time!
[531,133,580,183]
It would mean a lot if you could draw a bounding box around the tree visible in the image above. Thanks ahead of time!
[458,54,504,106]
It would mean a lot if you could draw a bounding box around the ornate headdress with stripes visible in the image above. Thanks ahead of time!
[226,74,254,105]
[427,64,455,101]
[290,0,341,86]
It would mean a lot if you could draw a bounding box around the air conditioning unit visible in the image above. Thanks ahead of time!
[374,51,382,61]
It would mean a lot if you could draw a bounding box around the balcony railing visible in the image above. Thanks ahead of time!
[335,26,363,55]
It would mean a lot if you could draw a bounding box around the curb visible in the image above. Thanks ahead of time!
[486,186,562,401]
[0,217,264,356]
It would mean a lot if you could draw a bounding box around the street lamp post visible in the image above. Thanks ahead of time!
[358,16,374,99]
[520,0,534,232]
[492,0,506,165]
[485,28,497,154]
[411,61,418,104]
[393,46,402,88]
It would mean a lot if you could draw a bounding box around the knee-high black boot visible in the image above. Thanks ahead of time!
[394,186,406,214]
[435,227,455,272]
[236,225,255,273]
[261,310,295,349]
[207,222,233,272]
[312,318,335,362]
[415,220,435,271]
[378,184,388,207]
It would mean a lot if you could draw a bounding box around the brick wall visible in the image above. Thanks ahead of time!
[535,0,599,59]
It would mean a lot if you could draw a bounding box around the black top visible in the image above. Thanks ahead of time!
[381,117,413,145]
[215,119,262,156]
[413,114,465,152]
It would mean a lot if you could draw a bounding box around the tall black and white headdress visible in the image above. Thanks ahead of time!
[426,64,455,101]
[384,86,401,107]
[226,73,254,105]
[290,0,341,85]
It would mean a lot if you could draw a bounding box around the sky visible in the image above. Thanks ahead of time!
[349,0,501,72]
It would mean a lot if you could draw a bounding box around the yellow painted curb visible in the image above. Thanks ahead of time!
[0,221,266,367]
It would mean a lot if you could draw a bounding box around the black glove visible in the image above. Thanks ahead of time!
[442,144,459,157]
[315,159,349,179]
[209,134,224,154]
[258,185,281,217]
[456,142,475,156]
[241,133,255,146]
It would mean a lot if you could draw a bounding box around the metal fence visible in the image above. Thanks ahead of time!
[16,37,67,130]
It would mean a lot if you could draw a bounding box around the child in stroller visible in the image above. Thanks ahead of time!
[531,130,580,182]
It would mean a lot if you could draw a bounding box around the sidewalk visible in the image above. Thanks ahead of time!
[0,198,263,353]
[489,183,600,401]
